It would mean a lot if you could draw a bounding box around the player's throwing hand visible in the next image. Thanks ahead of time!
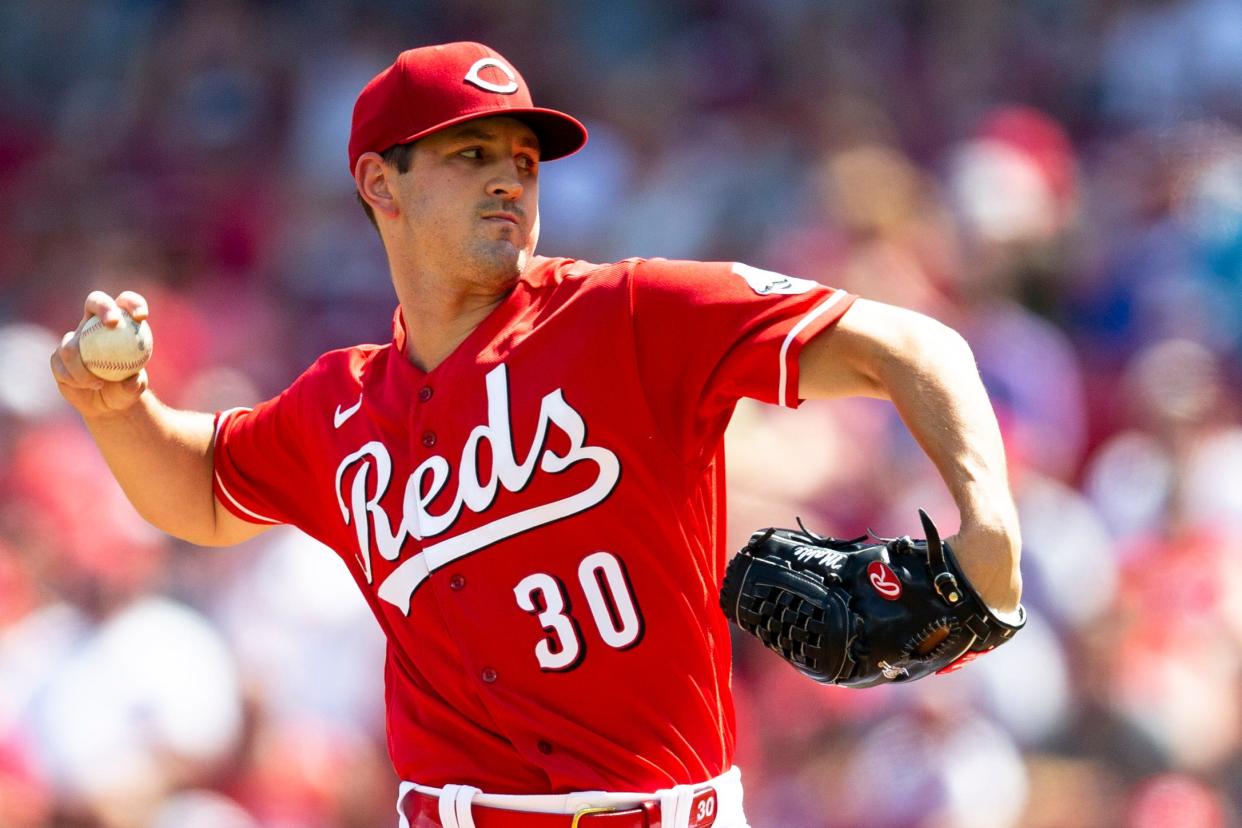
[51,290,151,418]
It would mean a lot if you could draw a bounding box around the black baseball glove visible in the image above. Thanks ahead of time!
[720,510,1024,688]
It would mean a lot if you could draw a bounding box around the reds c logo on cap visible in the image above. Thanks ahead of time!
[464,57,519,94]
[348,42,587,173]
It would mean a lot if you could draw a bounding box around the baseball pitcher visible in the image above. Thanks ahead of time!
[51,42,1023,828]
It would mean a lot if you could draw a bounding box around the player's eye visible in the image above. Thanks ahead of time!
[459,147,484,160]
[516,154,538,173]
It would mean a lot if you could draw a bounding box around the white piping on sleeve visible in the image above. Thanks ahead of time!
[213,407,283,525]
[216,406,252,423]
[214,471,283,525]
[777,291,848,408]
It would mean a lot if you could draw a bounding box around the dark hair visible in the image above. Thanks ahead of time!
[356,142,418,231]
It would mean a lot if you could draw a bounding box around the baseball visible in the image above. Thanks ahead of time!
[77,310,153,382]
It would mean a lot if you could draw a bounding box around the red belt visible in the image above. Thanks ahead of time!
[401,787,719,828]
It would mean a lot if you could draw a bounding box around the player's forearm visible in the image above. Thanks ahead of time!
[81,391,223,545]
[874,319,1018,525]
[869,316,1022,610]
[800,300,1022,611]
[808,303,1017,524]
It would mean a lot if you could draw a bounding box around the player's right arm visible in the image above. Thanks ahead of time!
[50,291,270,547]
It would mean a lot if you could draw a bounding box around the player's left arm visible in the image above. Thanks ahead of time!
[797,297,1022,615]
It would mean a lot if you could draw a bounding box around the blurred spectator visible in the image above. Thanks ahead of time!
[212,529,386,732]
[1100,0,1242,126]
[1127,772,1230,828]
[0,594,243,826]
[0,324,64,421]
[1085,338,1242,538]
[151,789,258,828]
[836,702,1028,828]
[947,106,1088,481]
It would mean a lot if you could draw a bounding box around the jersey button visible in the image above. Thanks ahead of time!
[481,667,498,683]
[537,740,554,755]
[418,386,433,402]
[421,431,437,448]
[449,574,466,591]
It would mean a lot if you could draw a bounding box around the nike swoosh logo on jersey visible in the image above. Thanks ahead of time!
[333,394,363,428]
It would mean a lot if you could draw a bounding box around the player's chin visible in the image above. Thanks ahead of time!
[480,223,526,251]
[470,242,526,282]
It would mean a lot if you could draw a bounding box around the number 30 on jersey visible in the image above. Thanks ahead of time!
[514,551,644,671]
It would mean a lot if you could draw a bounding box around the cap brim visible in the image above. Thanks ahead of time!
[507,108,588,160]
[392,107,588,161]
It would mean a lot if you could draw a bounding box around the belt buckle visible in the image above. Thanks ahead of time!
[570,806,615,827]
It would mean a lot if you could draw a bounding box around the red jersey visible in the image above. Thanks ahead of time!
[213,256,853,793]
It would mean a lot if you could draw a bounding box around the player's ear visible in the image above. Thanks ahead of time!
[355,153,400,220]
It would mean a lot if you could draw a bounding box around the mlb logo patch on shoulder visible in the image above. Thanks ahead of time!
[732,262,818,296]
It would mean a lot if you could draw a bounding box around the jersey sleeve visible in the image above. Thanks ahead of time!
[212,366,323,528]
[629,258,854,462]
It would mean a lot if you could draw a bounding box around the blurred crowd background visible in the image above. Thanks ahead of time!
[3,0,1242,826]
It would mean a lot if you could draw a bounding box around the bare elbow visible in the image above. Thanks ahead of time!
[909,314,976,371]
[864,304,977,390]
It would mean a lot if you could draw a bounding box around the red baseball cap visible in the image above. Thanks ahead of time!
[348,42,587,175]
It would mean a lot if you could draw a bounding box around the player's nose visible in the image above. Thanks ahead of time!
[486,174,523,201]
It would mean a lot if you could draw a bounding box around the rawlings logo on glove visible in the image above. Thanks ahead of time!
[719,510,1025,688]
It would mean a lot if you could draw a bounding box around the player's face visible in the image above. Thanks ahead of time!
[395,117,541,288]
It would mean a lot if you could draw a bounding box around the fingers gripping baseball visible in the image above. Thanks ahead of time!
[52,291,153,417]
